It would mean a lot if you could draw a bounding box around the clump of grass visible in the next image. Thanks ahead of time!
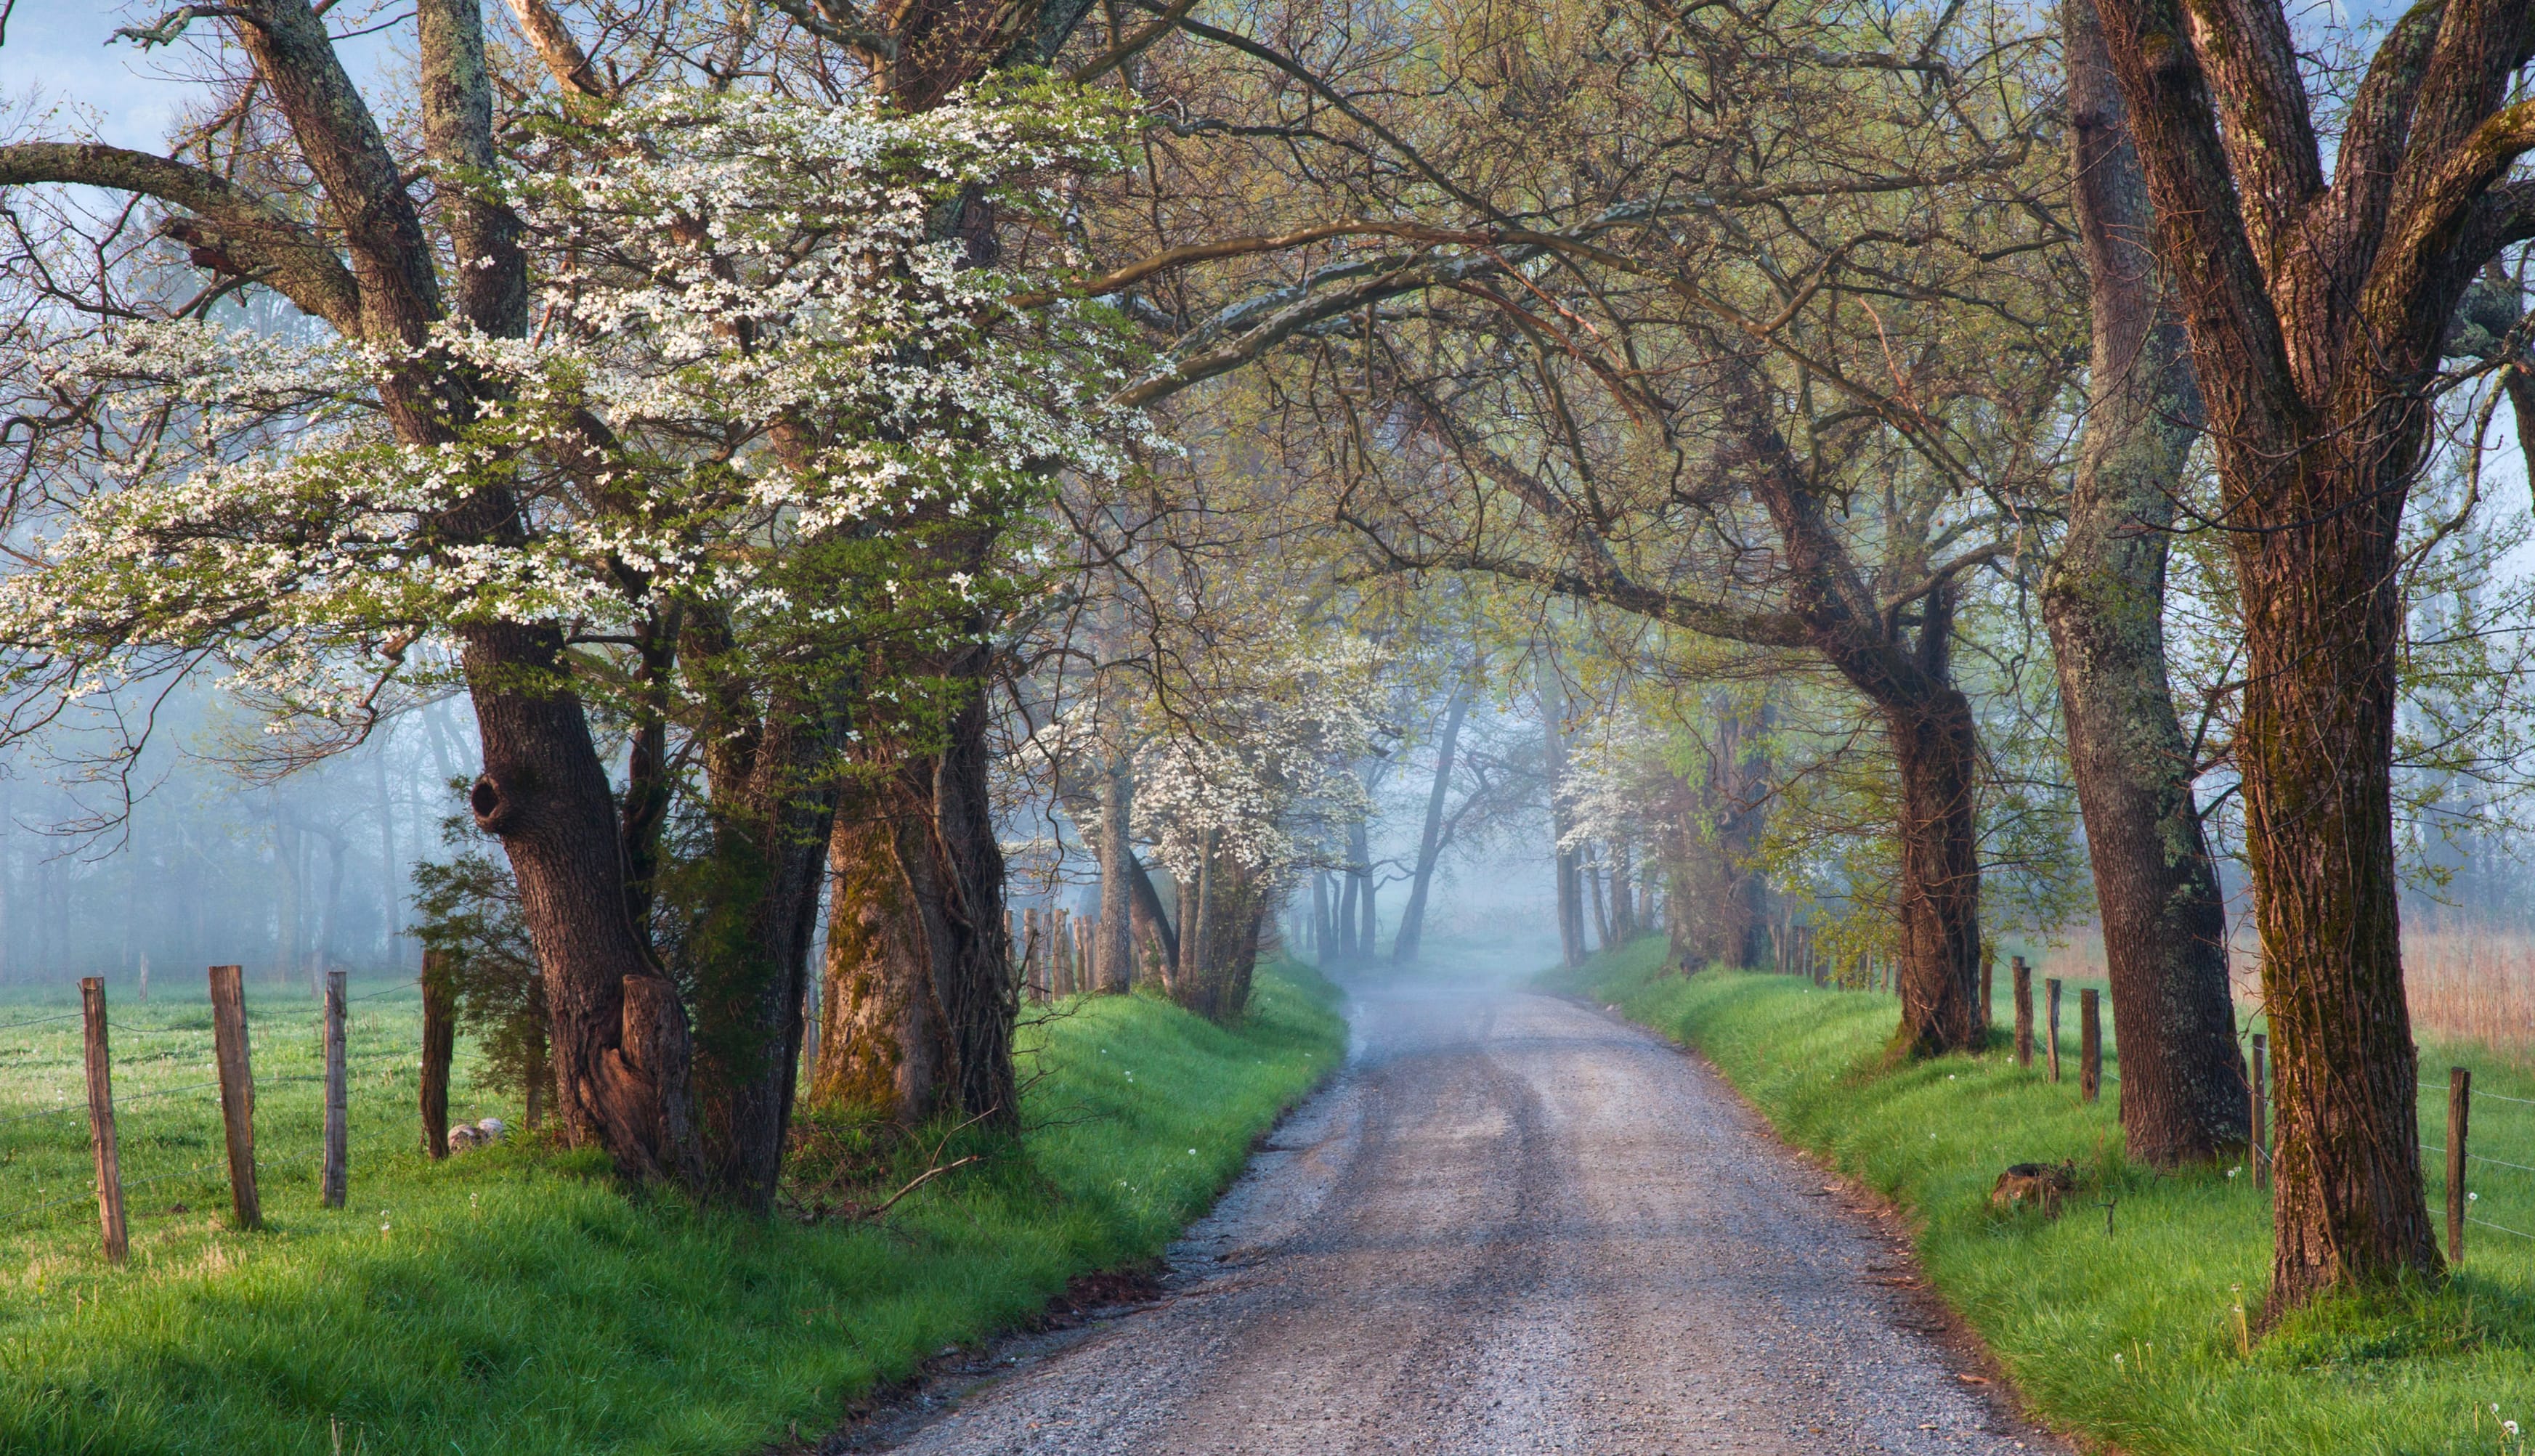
[1556,938,2535,1456]
[0,962,1343,1455]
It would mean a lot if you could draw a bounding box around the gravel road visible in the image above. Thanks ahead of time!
[856,974,2070,1455]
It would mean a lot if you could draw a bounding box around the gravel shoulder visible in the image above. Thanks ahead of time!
[837,975,2073,1455]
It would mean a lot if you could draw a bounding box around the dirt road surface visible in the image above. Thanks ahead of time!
[857,975,2069,1455]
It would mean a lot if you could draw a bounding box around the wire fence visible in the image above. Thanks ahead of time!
[2417,1073,2535,1252]
[1799,961,2535,1264]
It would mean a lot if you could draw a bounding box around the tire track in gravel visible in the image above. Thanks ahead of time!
[843,974,2072,1455]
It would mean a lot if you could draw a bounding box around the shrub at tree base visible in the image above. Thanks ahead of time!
[0,963,1342,1456]
[1554,938,2535,1456]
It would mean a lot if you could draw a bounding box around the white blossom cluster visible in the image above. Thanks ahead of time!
[1556,706,1678,853]
[0,81,1145,723]
[1133,631,1384,882]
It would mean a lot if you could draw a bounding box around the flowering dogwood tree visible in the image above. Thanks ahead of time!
[1129,627,1380,1016]
[0,0,1136,1200]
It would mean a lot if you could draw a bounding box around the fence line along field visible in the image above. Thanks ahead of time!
[1986,940,2535,1274]
[0,969,500,1274]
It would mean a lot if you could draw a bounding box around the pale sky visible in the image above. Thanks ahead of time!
[1,1,401,152]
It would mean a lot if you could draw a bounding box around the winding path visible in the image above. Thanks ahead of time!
[857,974,2069,1455]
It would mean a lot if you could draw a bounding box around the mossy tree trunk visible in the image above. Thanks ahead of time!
[2043,0,2247,1171]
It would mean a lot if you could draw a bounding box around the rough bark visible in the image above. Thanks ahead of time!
[465,622,698,1181]
[2042,0,2248,1170]
[2084,0,2534,1301]
[902,654,1018,1136]
[680,619,837,1207]
[813,786,946,1123]
[1392,673,1475,965]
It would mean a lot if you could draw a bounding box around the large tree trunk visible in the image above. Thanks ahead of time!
[1312,871,1332,964]
[1882,646,1986,1059]
[1174,839,1263,1021]
[1587,853,1613,951]
[1712,696,1773,968]
[682,646,836,1208]
[2240,444,2436,1303]
[1357,856,1379,953]
[2043,0,2247,1170]
[1392,673,1475,964]
[813,786,947,1124]
[816,646,1018,1128]
[1718,357,1984,1054]
[1127,852,1180,985]
[2086,0,2481,1304]
[917,677,1016,1124]
[465,622,699,1182]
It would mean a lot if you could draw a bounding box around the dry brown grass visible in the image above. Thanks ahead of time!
[2029,922,2535,1061]
[2398,929,2535,1057]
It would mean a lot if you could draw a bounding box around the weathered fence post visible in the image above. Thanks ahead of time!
[2080,989,2101,1103]
[322,969,348,1209]
[2450,1065,2471,1265]
[2250,1033,2268,1190]
[800,967,820,1082]
[2013,957,2032,1067]
[1056,908,1074,996]
[80,977,127,1264]
[2045,977,2064,1083]
[420,949,455,1160]
[206,964,260,1231]
[138,951,149,1004]
[1980,946,1995,1037]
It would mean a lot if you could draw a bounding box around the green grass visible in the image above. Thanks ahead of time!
[1552,938,2535,1456]
[0,962,1344,1455]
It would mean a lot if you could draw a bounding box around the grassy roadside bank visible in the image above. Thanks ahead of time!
[1552,938,2535,1456]
[0,962,1344,1456]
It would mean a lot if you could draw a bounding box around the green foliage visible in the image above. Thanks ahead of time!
[0,963,1344,1455]
[1556,938,2535,1456]
[410,844,549,1110]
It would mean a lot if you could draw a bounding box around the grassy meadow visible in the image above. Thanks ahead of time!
[1552,938,2535,1456]
[0,961,1344,1455]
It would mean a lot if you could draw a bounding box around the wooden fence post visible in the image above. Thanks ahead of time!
[2013,957,2032,1067]
[801,968,821,1081]
[1057,908,1075,996]
[420,949,455,1160]
[2450,1065,2471,1265]
[1980,946,1995,1037]
[2045,977,2064,1083]
[80,977,127,1264]
[2250,1033,2268,1190]
[206,964,260,1231]
[138,951,149,1004]
[322,970,348,1209]
[2080,989,2101,1103]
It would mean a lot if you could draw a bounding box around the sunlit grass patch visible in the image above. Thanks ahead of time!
[0,962,1344,1455]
